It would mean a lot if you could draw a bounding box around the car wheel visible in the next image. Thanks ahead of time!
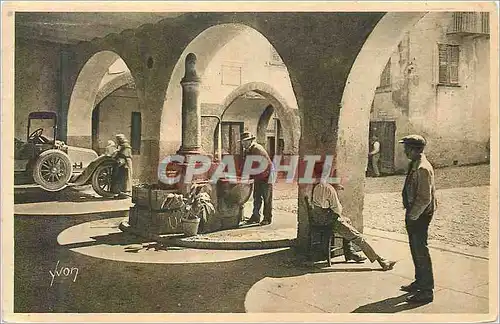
[92,162,115,198]
[32,149,72,192]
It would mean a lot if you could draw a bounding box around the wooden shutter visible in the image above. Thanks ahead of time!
[221,123,231,154]
[438,44,448,84]
[438,44,459,85]
[481,12,490,34]
[449,45,459,84]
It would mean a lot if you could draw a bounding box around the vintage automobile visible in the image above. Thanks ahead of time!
[14,111,116,197]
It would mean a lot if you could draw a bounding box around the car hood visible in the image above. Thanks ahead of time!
[66,145,99,169]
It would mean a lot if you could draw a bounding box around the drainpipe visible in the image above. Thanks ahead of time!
[201,115,222,161]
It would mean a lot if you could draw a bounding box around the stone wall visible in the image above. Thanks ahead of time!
[15,38,62,140]
[97,87,139,153]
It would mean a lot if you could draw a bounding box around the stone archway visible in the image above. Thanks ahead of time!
[91,12,428,251]
[94,72,135,106]
[219,81,299,155]
[336,12,427,231]
[67,50,136,148]
[159,23,299,160]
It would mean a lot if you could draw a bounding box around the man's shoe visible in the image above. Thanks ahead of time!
[378,258,397,271]
[400,282,420,292]
[260,220,271,226]
[345,253,367,263]
[244,218,260,224]
[406,291,433,303]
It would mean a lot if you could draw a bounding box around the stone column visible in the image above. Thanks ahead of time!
[168,53,214,194]
[177,53,203,155]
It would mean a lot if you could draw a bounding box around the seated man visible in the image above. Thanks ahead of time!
[311,163,396,271]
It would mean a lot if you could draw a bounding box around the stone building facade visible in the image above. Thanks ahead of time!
[15,11,487,250]
[370,12,490,173]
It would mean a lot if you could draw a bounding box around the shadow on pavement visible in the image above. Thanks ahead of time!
[60,231,154,250]
[352,292,431,313]
[311,267,385,273]
[14,213,401,313]
[14,186,111,204]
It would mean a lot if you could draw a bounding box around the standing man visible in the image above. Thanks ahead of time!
[368,135,381,177]
[240,131,273,226]
[111,134,133,199]
[399,135,437,303]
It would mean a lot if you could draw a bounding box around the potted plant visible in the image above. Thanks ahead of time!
[180,184,215,237]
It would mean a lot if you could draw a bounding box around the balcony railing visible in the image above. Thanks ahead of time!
[448,12,490,36]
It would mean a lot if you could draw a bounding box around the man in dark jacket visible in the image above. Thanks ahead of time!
[111,133,133,199]
[400,134,437,303]
[240,131,273,226]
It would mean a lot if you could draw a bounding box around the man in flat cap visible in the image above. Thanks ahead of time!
[240,131,274,226]
[399,134,437,303]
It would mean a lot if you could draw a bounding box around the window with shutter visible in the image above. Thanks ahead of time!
[438,45,448,83]
[438,44,460,86]
[449,12,490,35]
[449,46,459,84]
[481,12,490,34]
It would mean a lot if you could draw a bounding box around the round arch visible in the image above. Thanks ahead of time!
[256,105,275,145]
[159,23,299,158]
[94,72,135,106]
[219,81,299,154]
[336,12,427,230]
[66,50,136,148]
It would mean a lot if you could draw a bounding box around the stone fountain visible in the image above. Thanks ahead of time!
[120,53,253,238]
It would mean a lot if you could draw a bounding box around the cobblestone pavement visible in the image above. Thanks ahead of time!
[272,164,491,248]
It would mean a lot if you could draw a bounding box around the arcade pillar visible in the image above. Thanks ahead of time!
[178,53,203,155]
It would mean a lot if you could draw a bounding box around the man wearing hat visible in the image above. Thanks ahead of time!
[310,162,397,270]
[399,134,437,303]
[111,133,133,199]
[240,131,274,225]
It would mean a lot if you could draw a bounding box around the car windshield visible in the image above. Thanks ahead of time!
[29,118,55,142]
